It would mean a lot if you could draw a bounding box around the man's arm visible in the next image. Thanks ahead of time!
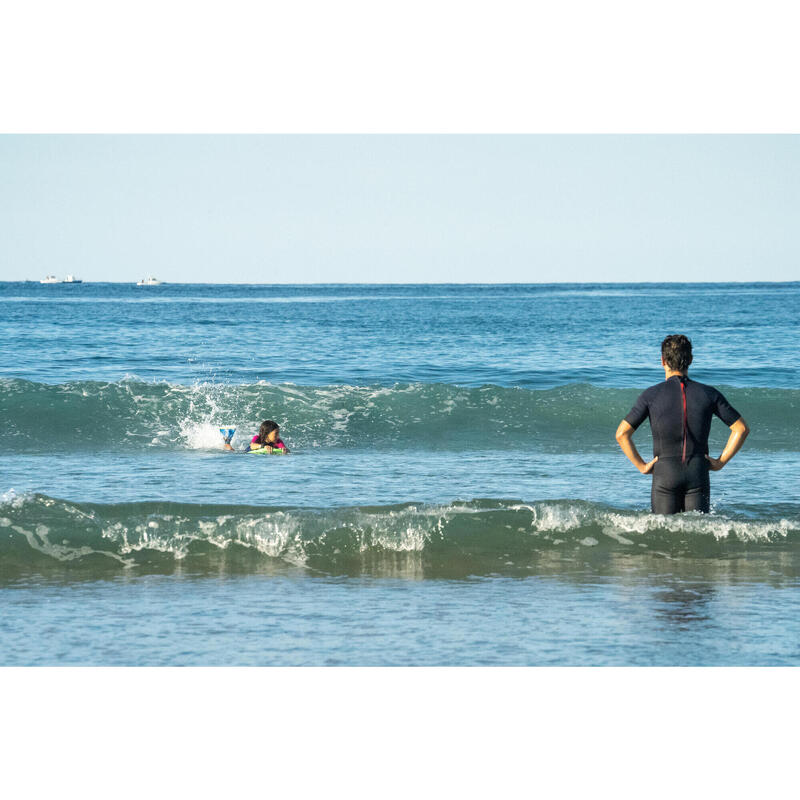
[615,420,658,474]
[706,417,750,471]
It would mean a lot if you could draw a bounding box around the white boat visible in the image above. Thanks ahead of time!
[63,274,83,283]
[40,275,61,284]
[136,276,163,286]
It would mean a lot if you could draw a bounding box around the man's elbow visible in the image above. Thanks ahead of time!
[735,418,750,438]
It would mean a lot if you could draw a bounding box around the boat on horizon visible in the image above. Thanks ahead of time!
[136,276,163,286]
[63,275,83,283]
[40,275,61,284]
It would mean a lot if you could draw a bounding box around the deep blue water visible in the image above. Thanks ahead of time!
[1,282,799,665]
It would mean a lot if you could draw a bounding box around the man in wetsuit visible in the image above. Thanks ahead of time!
[615,334,750,514]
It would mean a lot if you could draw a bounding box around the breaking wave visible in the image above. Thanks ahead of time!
[1,492,798,577]
[0,378,793,452]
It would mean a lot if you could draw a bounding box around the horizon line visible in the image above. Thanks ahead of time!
[3,279,799,286]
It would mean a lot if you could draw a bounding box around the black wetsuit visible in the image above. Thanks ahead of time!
[624,376,740,514]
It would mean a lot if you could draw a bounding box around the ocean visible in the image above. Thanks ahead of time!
[1,281,799,665]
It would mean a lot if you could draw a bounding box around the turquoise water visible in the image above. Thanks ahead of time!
[1,282,799,665]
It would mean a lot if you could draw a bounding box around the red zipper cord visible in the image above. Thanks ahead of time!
[680,379,688,464]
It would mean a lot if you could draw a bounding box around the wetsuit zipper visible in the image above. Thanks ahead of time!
[680,378,688,464]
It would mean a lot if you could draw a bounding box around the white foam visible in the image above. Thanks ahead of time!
[603,530,634,545]
[599,510,796,543]
[10,522,131,565]
[511,501,799,544]
[180,421,232,450]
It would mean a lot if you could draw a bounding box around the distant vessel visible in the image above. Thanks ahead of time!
[63,274,83,283]
[136,276,163,286]
[40,275,61,284]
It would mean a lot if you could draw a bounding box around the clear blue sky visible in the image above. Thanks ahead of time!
[1,135,798,283]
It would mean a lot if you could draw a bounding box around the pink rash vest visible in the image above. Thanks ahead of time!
[250,435,286,450]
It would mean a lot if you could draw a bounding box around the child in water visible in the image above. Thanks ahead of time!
[224,419,289,453]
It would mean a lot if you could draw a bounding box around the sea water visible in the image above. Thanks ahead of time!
[1,282,799,665]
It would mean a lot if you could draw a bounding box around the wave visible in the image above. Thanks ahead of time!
[1,493,798,577]
[0,378,796,453]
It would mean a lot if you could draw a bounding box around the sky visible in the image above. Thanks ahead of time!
[0,135,798,284]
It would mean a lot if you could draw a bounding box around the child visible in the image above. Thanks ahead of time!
[245,420,289,453]
[222,420,289,453]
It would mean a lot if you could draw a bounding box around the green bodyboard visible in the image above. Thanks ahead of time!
[246,447,288,455]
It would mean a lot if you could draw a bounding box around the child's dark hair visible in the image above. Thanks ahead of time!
[258,420,280,445]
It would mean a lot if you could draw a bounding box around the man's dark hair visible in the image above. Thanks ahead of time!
[661,334,693,372]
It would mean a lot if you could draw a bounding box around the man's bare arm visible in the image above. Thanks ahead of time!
[706,417,750,471]
[615,420,658,474]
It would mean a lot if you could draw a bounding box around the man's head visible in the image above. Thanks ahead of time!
[661,334,693,373]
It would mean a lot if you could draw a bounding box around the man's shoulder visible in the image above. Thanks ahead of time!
[641,380,668,397]
[686,377,720,398]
